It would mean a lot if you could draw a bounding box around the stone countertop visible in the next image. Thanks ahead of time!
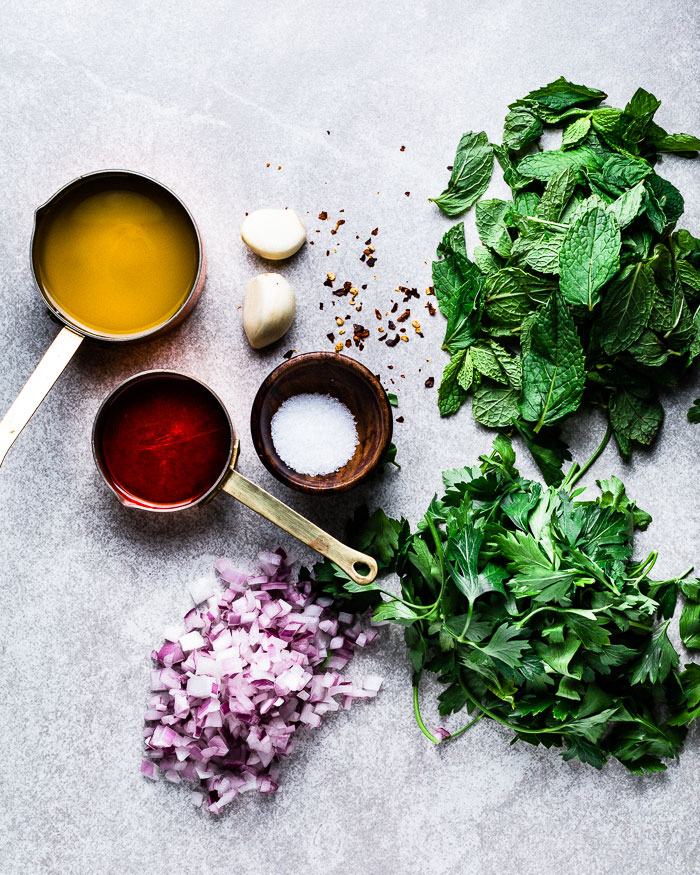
[1,2,699,873]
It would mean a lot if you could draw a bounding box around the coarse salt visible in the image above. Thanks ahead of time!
[270,393,359,475]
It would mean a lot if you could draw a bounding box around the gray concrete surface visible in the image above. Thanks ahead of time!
[1,2,700,873]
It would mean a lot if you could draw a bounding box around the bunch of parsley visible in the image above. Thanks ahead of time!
[313,437,700,772]
[430,77,700,481]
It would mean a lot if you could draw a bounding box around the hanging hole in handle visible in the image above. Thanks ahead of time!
[351,559,377,584]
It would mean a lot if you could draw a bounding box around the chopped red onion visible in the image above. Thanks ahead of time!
[143,549,382,813]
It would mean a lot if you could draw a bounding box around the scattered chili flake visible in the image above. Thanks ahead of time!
[396,416,404,423]
[385,335,400,348]
[336,317,344,326]
[388,321,396,330]
[400,146,405,152]
[327,332,335,342]
[397,310,411,323]
[378,333,386,342]
[266,163,270,167]
[378,327,385,333]
[405,192,410,197]
[366,257,376,267]
[426,286,434,295]
[387,365,394,370]
[309,241,314,245]
[353,324,369,340]
[339,329,346,336]
[447,165,453,171]
[425,377,434,388]
[345,339,351,348]
[371,228,378,236]
[326,250,330,256]
[318,211,328,220]
[330,219,345,235]
[412,320,420,329]
[399,328,406,334]
[319,303,324,310]
[283,350,295,360]
[374,309,382,320]
[277,166,281,170]
[400,336,409,342]
[361,284,368,290]
[426,301,436,316]
[391,302,399,314]
[335,342,344,352]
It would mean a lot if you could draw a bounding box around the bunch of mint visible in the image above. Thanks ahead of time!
[430,77,700,483]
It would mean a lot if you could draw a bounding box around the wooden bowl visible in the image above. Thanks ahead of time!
[250,352,393,494]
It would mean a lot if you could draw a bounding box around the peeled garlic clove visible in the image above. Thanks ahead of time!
[242,273,296,349]
[241,208,306,260]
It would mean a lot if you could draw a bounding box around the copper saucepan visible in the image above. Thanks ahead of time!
[0,170,205,468]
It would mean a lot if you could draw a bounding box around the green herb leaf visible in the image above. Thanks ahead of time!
[630,621,679,684]
[438,350,467,416]
[520,291,585,430]
[599,262,655,354]
[430,131,495,216]
[559,207,621,309]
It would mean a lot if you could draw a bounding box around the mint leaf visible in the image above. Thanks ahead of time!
[609,383,663,454]
[559,207,621,308]
[430,131,495,216]
[475,199,513,257]
[524,76,607,113]
[561,115,592,149]
[535,167,578,221]
[518,146,600,181]
[472,382,520,427]
[520,292,585,430]
[599,262,655,354]
[438,350,467,416]
[503,102,543,150]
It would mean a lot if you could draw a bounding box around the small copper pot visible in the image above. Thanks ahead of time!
[0,169,205,469]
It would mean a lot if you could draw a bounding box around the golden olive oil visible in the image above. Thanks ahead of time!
[33,178,199,336]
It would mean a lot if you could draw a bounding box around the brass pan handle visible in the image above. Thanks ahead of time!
[0,326,84,468]
[220,468,378,585]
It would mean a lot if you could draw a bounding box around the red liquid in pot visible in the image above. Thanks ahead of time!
[99,375,232,508]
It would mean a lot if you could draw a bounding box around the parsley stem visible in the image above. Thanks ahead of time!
[565,423,613,489]
[413,683,440,744]
[412,682,484,744]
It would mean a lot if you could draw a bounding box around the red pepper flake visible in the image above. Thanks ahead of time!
[283,350,295,360]
[391,302,399,314]
[446,165,453,171]
[318,211,328,220]
[387,365,394,370]
[399,328,406,334]
[319,303,324,310]
[375,308,382,320]
[385,334,400,348]
[396,416,404,423]
[345,339,351,348]
[327,332,335,342]
[398,286,420,302]
[371,228,378,236]
[399,146,405,152]
[388,320,396,330]
[425,377,434,388]
[426,286,435,296]
[330,219,345,235]
[426,301,436,316]
[404,192,410,197]
[366,257,376,267]
[326,250,330,256]
[397,309,411,323]
[378,333,386,342]
[361,284,368,290]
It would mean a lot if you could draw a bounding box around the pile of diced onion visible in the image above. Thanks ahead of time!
[142,550,382,813]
